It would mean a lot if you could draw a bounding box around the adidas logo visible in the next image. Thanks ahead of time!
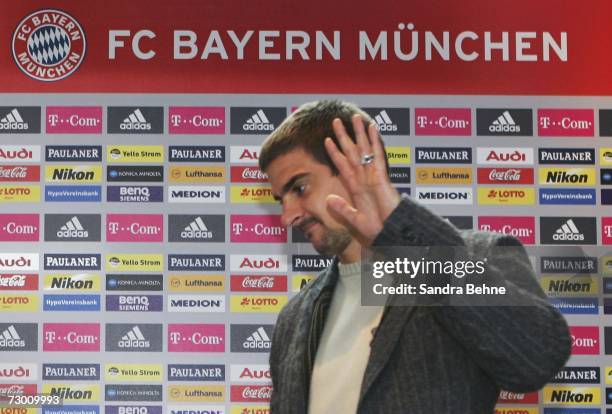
[119,109,151,131]
[0,108,29,130]
[0,325,25,348]
[489,111,520,133]
[118,326,150,348]
[374,110,397,132]
[180,216,212,239]
[552,219,584,241]
[57,216,88,238]
[243,326,271,350]
[243,110,274,131]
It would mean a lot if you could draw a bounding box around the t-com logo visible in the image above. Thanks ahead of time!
[168,107,225,134]
[415,108,471,136]
[569,326,599,355]
[230,215,286,243]
[46,107,102,134]
[12,10,86,82]
[0,214,39,242]
[168,324,225,352]
[478,216,535,244]
[43,323,100,351]
[538,109,594,137]
[106,214,163,242]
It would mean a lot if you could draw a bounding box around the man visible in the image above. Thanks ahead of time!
[259,100,571,414]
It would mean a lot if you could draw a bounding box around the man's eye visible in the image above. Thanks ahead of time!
[294,184,306,195]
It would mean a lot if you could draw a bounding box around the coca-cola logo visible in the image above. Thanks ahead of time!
[243,168,267,179]
[0,166,27,178]
[0,275,26,287]
[243,276,275,288]
[242,386,272,399]
[488,169,521,181]
[231,275,287,292]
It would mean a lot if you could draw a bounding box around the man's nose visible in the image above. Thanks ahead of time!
[281,199,303,228]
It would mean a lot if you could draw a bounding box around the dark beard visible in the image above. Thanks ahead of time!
[314,227,352,257]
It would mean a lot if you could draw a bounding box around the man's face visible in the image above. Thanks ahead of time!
[266,148,353,256]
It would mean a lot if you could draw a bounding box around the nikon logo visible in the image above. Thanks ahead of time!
[50,276,94,290]
[550,389,595,403]
[546,171,588,184]
[53,169,93,181]
[50,386,93,400]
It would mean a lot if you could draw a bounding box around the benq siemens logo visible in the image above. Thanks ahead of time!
[12,10,86,82]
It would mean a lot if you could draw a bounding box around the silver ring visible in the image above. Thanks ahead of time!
[361,153,375,165]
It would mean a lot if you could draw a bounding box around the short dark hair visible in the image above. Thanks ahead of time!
[259,100,388,174]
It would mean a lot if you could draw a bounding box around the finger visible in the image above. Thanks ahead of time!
[369,122,388,176]
[324,137,360,191]
[352,114,373,160]
[332,118,361,168]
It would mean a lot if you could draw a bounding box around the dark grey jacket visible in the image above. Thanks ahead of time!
[269,196,571,413]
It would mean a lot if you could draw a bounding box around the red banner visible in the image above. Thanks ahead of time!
[0,0,610,94]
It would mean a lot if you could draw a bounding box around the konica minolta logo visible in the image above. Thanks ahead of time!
[0,107,40,133]
[231,107,286,134]
[107,107,163,134]
[363,108,410,135]
[476,109,532,136]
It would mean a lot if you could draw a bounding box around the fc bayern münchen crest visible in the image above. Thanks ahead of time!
[12,9,86,82]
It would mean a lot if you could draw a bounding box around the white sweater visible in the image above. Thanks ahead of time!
[308,261,384,414]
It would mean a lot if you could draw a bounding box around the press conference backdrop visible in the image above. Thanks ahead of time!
[0,1,612,414]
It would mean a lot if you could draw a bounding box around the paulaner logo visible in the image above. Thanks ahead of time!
[12,10,86,82]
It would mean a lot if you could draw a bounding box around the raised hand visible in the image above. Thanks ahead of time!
[324,114,401,245]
